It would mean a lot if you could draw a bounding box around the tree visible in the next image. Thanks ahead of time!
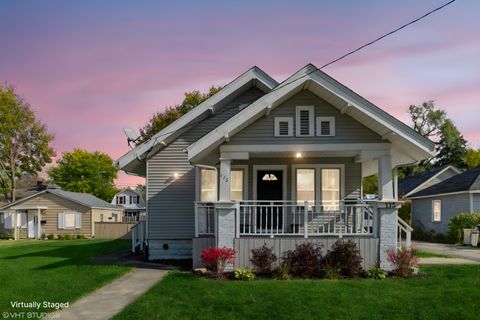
[435,119,468,168]
[408,101,446,140]
[0,84,55,202]
[137,85,222,144]
[362,174,378,195]
[48,149,119,202]
[464,148,480,170]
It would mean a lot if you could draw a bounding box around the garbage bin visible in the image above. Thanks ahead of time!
[464,229,472,245]
[472,230,479,247]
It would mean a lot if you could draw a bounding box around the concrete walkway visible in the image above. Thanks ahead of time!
[413,241,480,262]
[52,252,172,320]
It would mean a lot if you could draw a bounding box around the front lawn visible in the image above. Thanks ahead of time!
[0,240,131,312]
[415,250,451,258]
[115,265,480,320]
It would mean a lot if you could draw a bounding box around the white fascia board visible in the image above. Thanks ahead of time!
[407,190,480,200]
[220,143,391,154]
[0,191,47,210]
[309,71,435,156]
[117,66,278,171]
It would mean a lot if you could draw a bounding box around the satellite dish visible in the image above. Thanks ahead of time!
[123,126,140,148]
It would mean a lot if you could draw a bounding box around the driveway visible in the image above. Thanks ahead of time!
[413,241,480,262]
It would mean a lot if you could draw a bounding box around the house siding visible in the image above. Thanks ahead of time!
[226,90,383,145]
[411,193,471,235]
[146,87,265,259]
[472,194,480,211]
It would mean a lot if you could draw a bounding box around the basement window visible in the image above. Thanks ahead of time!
[274,117,293,137]
[296,106,314,137]
[316,117,335,136]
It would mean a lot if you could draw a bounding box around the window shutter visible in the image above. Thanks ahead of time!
[320,121,330,135]
[58,213,64,229]
[279,121,289,136]
[299,110,310,135]
[75,213,81,229]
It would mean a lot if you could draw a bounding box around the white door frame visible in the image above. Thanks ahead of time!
[27,211,36,239]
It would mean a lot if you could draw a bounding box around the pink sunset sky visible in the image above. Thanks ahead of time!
[1,0,479,187]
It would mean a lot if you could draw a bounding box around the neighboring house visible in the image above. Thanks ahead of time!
[118,64,434,270]
[0,185,124,239]
[407,167,480,235]
[111,188,146,221]
[398,165,461,199]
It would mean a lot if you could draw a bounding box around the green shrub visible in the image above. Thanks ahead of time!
[323,240,363,277]
[47,234,55,240]
[412,226,450,243]
[250,245,277,273]
[234,268,255,281]
[63,233,72,240]
[273,262,292,280]
[57,234,64,240]
[76,234,87,239]
[0,231,14,240]
[324,266,341,280]
[449,213,480,243]
[398,201,411,224]
[367,267,387,280]
[40,233,46,240]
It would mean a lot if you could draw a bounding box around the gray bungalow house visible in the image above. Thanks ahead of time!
[118,64,434,270]
[407,167,480,235]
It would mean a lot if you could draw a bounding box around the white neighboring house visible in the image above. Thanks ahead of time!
[111,188,146,222]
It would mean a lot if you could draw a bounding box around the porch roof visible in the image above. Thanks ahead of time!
[10,205,48,210]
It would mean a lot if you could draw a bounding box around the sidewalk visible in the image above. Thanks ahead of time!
[418,257,479,265]
[52,252,172,320]
[413,241,480,262]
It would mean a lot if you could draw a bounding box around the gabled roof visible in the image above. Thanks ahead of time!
[117,66,278,175]
[0,187,123,210]
[407,167,480,199]
[398,165,461,198]
[187,63,435,164]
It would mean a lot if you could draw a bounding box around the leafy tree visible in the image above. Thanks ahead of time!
[0,84,55,202]
[408,101,446,140]
[48,149,119,202]
[362,174,378,195]
[464,148,480,170]
[435,119,467,168]
[137,86,222,144]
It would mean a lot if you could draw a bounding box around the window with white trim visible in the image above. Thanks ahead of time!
[321,169,340,211]
[274,117,293,137]
[230,169,244,201]
[58,212,81,229]
[296,106,314,136]
[296,169,315,207]
[316,117,335,136]
[201,169,217,202]
[432,200,441,222]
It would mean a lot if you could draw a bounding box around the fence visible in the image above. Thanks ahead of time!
[94,222,136,239]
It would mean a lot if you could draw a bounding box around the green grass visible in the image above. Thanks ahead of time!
[0,239,131,312]
[115,265,480,320]
[415,250,451,258]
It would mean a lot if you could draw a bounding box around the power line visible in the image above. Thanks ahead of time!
[138,0,457,154]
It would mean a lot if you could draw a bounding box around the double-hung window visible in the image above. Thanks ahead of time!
[200,169,218,202]
[230,169,244,201]
[296,169,315,207]
[321,169,340,211]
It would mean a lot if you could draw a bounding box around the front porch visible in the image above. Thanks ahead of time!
[6,205,46,240]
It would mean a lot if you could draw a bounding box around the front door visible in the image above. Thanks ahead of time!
[256,170,283,231]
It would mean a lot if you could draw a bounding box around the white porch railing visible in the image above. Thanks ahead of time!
[397,217,413,250]
[194,200,374,238]
[131,220,146,253]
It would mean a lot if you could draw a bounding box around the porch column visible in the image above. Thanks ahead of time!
[377,204,398,270]
[215,201,237,270]
[377,155,394,201]
[37,208,41,240]
[219,158,231,201]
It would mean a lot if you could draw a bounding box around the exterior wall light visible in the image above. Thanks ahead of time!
[296,152,302,158]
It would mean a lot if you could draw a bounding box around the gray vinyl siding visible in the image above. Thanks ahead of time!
[472,194,480,211]
[411,193,472,235]
[234,157,361,200]
[147,87,265,239]
[226,90,383,145]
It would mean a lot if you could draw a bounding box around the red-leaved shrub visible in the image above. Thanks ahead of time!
[387,247,418,277]
[250,245,277,273]
[285,243,322,278]
[201,246,236,276]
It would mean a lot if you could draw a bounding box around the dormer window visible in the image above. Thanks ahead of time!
[296,106,314,137]
[274,117,293,137]
[316,117,335,136]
